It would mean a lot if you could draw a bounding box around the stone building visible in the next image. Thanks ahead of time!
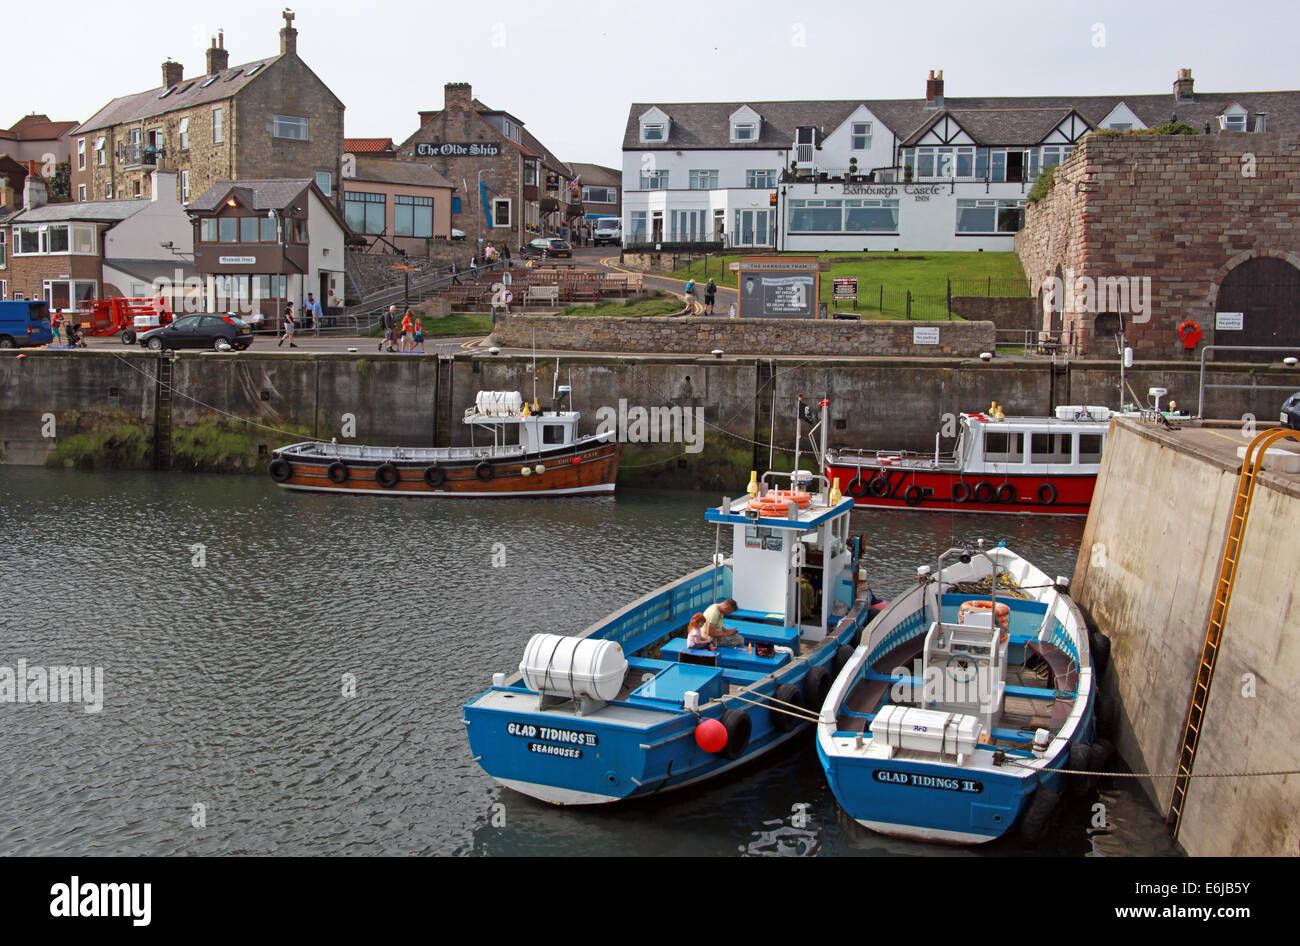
[342,157,456,256]
[1016,133,1300,358]
[395,83,575,249]
[70,12,343,211]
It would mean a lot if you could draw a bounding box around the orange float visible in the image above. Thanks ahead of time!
[959,599,1011,642]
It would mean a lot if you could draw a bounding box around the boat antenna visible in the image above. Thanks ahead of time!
[767,358,776,470]
[794,394,802,488]
[531,328,538,410]
[818,397,830,502]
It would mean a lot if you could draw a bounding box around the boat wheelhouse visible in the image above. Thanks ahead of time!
[817,543,1102,844]
[825,406,1114,516]
[268,389,619,497]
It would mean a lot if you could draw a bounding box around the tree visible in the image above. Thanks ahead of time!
[43,159,71,201]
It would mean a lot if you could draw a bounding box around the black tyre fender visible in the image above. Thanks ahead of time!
[1038,482,1058,506]
[327,461,348,484]
[423,464,446,488]
[997,483,1016,504]
[973,481,994,503]
[375,462,400,488]
[1089,737,1114,776]
[475,461,494,482]
[269,457,292,483]
[847,476,868,498]
[721,708,752,760]
[773,684,804,733]
[1095,689,1120,739]
[867,474,889,497]
[1020,787,1060,843]
[1089,628,1111,677]
[904,485,923,507]
[951,481,970,503]
[803,665,832,712]
[1069,742,1095,795]
[833,644,854,675]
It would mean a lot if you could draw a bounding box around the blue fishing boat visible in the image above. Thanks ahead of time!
[464,400,879,804]
[817,543,1103,844]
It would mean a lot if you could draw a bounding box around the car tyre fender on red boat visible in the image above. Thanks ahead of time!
[375,462,400,488]
[269,457,292,483]
[1038,483,1057,506]
[847,475,868,498]
[475,461,494,482]
[951,481,970,503]
[773,684,804,733]
[721,709,752,760]
[327,461,348,484]
[803,665,832,711]
[904,485,923,507]
[423,464,445,488]
[997,483,1016,504]
[867,473,889,497]
[973,481,994,503]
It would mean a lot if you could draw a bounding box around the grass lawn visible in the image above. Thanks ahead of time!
[668,251,1027,318]
[365,314,492,338]
[557,290,682,318]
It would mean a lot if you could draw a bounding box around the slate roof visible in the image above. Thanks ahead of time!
[9,198,150,224]
[187,178,312,212]
[350,157,455,189]
[73,57,280,134]
[566,162,620,186]
[624,86,1300,150]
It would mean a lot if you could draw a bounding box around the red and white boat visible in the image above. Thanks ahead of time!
[825,406,1116,516]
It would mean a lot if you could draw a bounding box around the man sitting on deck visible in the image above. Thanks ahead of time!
[701,599,743,648]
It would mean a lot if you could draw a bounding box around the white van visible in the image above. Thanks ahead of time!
[591,217,621,246]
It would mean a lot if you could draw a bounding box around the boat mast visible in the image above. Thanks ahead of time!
[818,397,829,503]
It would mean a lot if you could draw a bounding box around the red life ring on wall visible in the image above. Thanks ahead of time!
[1177,320,1203,349]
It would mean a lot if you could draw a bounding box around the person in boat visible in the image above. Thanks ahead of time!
[702,598,742,647]
[685,613,712,650]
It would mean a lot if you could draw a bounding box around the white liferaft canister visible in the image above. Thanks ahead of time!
[519,633,628,702]
[475,391,524,417]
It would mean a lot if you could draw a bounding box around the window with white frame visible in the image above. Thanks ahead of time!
[746,169,776,188]
[71,225,95,254]
[641,123,665,142]
[640,170,669,189]
[77,138,86,171]
[956,199,1026,234]
[851,122,873,150]
[78,184,86,201]
[731,122,757,142]
[1219,113,1247,131]
[524,161,538,186]
[0,231,6,268]
[179,116,190,150]
[582,186,616,204]
[788,198,899,233]
[1039,145,1073,170]
[213,107,224,143]
[493,198,511,227]
[1108,122,1132,131]
[95,136,106,166]
[105,183,113,198]
[273,115,309,140]
[689,169,718,189]
[315,171,332,197]
[913,145,976,179]
[181,170,190,203]
[671,210,707,241]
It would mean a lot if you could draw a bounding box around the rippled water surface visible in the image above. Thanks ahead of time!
[0,468,1175,856]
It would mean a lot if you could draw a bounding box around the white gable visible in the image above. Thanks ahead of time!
[1041,111,1092,144]
[1099,102,1145,131]
[914,115,974,146]
[729,105,761,143]
[639,107,671,143]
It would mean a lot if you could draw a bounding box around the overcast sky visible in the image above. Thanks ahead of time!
[8,0,1297,169]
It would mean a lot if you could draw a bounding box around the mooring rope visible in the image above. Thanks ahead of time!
[1000,758,1300,779]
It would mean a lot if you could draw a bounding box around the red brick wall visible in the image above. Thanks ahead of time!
[1016,133,1300,356]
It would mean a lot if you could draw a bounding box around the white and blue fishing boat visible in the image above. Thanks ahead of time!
[817,543,1103,844]
[464,400,879,804]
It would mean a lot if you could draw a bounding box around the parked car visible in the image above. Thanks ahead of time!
[521,238,573,259]
[137,314,254,351]
[1282,391,1300,430]
[0,299,53,348]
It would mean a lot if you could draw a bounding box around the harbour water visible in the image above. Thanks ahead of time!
[0,467,1176,856]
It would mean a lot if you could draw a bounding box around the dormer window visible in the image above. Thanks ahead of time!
[732,122,756,142]
[642,123,665,142]
[1219,113,1247,131]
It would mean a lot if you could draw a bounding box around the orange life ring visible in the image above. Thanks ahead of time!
[746,488,812,516]
[1176,320,1202,349]
[959,599,1011,641]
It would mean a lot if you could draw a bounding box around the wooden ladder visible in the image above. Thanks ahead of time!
[1167,427,1300,838]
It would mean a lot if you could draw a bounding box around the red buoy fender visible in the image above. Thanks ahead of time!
[695,718,728,753]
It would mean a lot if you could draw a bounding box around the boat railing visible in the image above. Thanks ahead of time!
[758,469,831,496]
[830,447,958,463]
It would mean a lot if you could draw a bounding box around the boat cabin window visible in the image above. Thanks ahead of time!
[1078,433,1104,464]
[1031,433,1073,464]
[983,431,1023,463]
[542,424,566,445]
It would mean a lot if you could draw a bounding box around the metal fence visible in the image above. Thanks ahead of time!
[1197,345,1300,418]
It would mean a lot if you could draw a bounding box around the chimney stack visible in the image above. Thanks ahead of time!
[925,69,945,109]
[23,176,48,212]
[0,178,13,211]
[280,9,298,57]
[206,31,229,75]
[418,110,438,127]
[444,82,473,112]
[162,59,184,88]
[1174,68,1195,103]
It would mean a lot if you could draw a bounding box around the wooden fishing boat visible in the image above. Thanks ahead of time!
[268,390,619,497]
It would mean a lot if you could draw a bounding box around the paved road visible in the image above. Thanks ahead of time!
[574,246,738,316]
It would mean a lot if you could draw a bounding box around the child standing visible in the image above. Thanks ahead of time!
[413,318,425,353]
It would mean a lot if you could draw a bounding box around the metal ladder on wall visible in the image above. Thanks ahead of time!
[154,355,174,470]
[1167,427,1300,838]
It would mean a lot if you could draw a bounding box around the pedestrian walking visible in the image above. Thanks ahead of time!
[307,292,323,336]
[379,304,397,352]
[278,301,298,347]
[413,318,425,353]
[704,278,717,315]
[684,278,697,310]
[400,308,414,352]
[470,256,479,281]
[49,309,64,347]
[450,261,461,286]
